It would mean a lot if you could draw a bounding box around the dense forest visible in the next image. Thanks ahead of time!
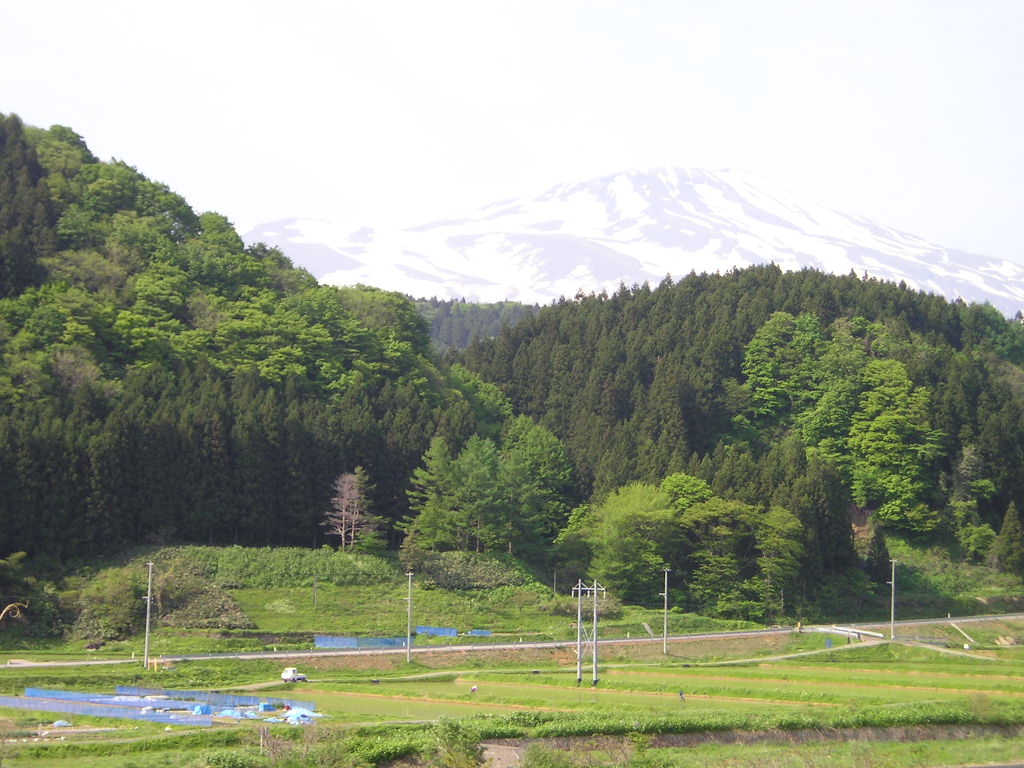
[456,269,1024,611]
[415,298,540,354]
[4,112,1024,634]
[0,113,512,565]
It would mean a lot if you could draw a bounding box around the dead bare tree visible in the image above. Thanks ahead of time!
[322,468,378,550]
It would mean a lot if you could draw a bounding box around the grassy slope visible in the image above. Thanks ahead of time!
[5,539,1024,663]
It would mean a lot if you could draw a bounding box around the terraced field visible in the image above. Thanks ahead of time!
[3,628,1024,767]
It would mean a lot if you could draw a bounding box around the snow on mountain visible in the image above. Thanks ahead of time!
[242,168,1024,315]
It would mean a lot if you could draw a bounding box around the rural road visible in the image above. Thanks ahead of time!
[5,611,1023,669]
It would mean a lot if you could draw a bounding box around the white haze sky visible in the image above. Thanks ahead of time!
[4,0,1024,262]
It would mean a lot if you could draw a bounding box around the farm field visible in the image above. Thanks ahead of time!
[2,627,1024,767]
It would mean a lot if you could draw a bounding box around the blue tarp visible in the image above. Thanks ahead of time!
[467,629,492,637]
[0,694,211,727]
[116,686,313,711]
[284,706,322,725]
[314,635,408,648]
[25,688,197,711]
[415,625,458,637]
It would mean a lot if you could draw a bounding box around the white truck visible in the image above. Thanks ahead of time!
[280,667,307,682]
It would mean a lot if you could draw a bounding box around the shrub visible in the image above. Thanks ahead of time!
[521,744,579,768]
[538,593,623,619]
[197,750,268,768]
[410,551,532,590]
[161,588,254,630]
[69,567,144,641]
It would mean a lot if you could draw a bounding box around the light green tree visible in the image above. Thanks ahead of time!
[580,483,676,603]
[742,311,823,420]
[755,507,804,619]
[847,359,944,531]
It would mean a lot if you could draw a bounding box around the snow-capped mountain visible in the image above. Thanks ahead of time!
[243,168,1024,315]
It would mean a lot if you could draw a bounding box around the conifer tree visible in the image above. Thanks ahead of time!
[0,113,55,298]
[992,502,1024,576]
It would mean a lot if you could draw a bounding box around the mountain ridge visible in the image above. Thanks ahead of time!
[243,167,1024,315]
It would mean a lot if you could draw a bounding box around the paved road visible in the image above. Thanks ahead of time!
[5,611,1023,669]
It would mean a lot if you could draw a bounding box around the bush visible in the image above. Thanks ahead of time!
[521,744,579,768]
[538,593,623,619]
[70,567,144,641]
[197,750,267,768]
[161,588,254,630]
[407,551,532,590]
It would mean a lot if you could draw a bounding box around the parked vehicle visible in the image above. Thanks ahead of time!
[281,667,307,682]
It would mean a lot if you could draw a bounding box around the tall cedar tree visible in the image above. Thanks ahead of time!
[0,114,55,297]
[993,502,1024,575]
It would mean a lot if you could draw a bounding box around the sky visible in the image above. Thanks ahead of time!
[5,0,1024,263]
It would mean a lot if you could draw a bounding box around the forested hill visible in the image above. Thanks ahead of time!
[0,114,508,562]
[457,268,1024,542]
[6,112,1024,626]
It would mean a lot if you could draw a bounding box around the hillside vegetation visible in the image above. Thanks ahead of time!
[0,114,510,565]
[3,114,1024,643]
[457,268,1024,612]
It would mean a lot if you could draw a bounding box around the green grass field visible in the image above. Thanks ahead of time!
[4,544,1024,766]
[4,628,1024,767]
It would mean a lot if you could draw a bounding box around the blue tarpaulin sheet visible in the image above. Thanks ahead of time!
[115,686,313,711]
[415,625,458,637]
[314,635,408,648]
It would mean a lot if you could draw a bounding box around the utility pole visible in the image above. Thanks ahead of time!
[405,572,414,663]
[660,568,671,655]
[888,559,897,640]
[572,579,605,686]
[591,580,604,687]
[143,561,154,668]
[574,579,584,685]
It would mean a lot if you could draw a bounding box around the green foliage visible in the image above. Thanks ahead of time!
[754,507,804,619]
[521,744,580,768]
[429,717,485,767]
[1,118,512,568]
[659,473,713,512]
[9,731,243,762]
[456,267,1024,609]
[152,555,253,630]
[196,750,266,768]
[69,567,144,641]
[403,420,575,558]
[7,115,1024,624]
[0,114,56,299]
[847,359,944,530]
[401,550,531,590]
[579,483,676,603]
[417,297,540,353]
[992,502,1024,575]
[741,311,823,420]
[171,546,398,589]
